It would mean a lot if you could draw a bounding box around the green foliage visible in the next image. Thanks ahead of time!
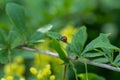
[47,26,120,80]
[29,32,44,44]
[0,29,7,48]
[101,48,114,63]
[112,53,120,66]
[83,52,103,58]
[71,26,87,54]
[92,58,109,63]
[51,39,69,63]
[8,30,23,49]
[0,50,8,64]
[0,0,120,80]
[47,31,61,39]
[0,2,43,64]
[82,33,119,54]
[78,73,106,80]
[66,26,87,56]
[11,49,35,59]
[47,26,120,67]
[5,2,46,46]
[6,3,28,42]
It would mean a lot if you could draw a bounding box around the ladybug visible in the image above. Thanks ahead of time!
[59,36,67,42]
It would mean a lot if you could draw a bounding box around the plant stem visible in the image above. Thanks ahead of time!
[63,65,67,80]
[111,52,114,62]
[70,61,78,80]
[84,61,88,80]
[20,46,120,72]
[8,49,12,75]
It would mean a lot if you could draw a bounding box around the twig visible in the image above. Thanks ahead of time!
[20,46,120,72]
[21,47,58,57]
[86,60,120,72]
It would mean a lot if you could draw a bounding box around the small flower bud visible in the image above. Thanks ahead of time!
[50,75,55,80]
[37,73,43,79]
[30,67,38,75]
[6,76,13,80]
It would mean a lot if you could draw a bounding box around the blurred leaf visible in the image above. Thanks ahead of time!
[8,30,23,49]
[29,40,45,45]
[0,48,2,51]
[0,29,7,47]
[20,51,35,59]
[82,33,119,55]
[37,24,53,33]
[66,26,87,56]
[101,48,114,58]
[11,49,35,59]
[51,39,69,63]
[6,3,28,41]
[83,52,103,58]
[92,57,109,63]
[78,73,106,80]
[47,31,61,39]
[0,50,8,64]
[10,37,22,49]
[78,56,88,62]
[101,48,114,63]
[66,44,76,56]
[29,31,45,45]
[112,53,120,66]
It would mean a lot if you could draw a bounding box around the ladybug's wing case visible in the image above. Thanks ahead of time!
[59,36,67,42]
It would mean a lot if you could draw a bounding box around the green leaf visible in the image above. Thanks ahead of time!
[30,32,44,42]
[92,57,109,63]
[47,31,61,39]
[101,48,113,58]
[6,3,28,41]
[51,39,69,63]
[0,50,8,64]
[112,53,120,66]
[82,33,119,55]
[78,56,88,62]
[11,37,22,49]
[8,31,23,49]
[83,52,103,58]
[78,73,106,80]
[11,49,35,59]
[37,24,53,33]
[0,29,7,47]
[101,48,114,62]
[66,26,87,56]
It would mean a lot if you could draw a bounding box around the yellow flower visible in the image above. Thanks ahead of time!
[1,78,6,80]
[12,63,18,71]
[49,75,55,80]
[30,67,38,75]
[60,25,76,48]
[37,73,43,80]
[14,56,24,64]
[46,64,51,69]
[16,65,25,76]
[60,25,76,42]
[42,68,51,76]
[34,39,51,68]
[6,76,13,80]
[4,64,11,75]
[20,77,25,80]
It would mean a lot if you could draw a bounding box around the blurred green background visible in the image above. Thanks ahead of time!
[0,0,120,80]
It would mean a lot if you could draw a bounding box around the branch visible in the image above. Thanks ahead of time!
[20,46,120,72]
[21,46,59,58]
